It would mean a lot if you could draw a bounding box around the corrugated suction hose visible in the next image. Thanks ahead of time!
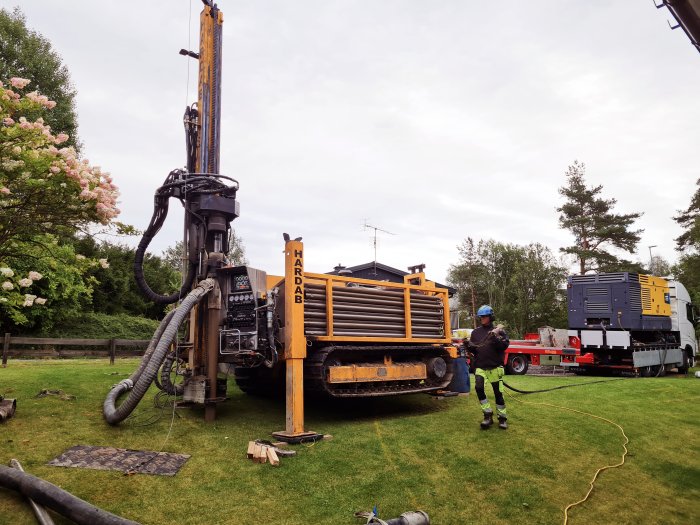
[103,279,215,425]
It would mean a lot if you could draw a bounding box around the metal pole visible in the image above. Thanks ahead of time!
[648,245,657,273]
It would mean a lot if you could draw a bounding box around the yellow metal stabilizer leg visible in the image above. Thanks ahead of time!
[272,238,323,443]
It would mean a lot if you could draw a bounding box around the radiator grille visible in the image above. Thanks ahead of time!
[641,288,651,311]
[586,302,610,313]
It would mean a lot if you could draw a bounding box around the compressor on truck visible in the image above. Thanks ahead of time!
[568,272,698,376]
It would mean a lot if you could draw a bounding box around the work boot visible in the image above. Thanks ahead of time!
[480,410,494,430]
[498,415,508,430]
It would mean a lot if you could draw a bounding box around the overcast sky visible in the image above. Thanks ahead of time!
[9,0,700,282]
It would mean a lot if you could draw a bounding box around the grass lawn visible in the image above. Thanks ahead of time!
[1,359,699,525]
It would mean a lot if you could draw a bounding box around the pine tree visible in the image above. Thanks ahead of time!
[557,161,643,274]
[674,178,700,252]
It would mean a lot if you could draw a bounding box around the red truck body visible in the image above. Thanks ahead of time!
[453,328,581,375]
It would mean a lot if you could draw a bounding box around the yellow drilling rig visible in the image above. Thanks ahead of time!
[103,0,457,441]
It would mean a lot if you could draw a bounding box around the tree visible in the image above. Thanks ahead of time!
[448,239,568,337]
[0,235,94,332]
[557,161,643,274]
[0,78,119,262]
[0,8,79,149]
[674,178,700,252]
[672,178,700,338]
[72,236,180,320]
[162,228,248,273]
[648,255,671,277]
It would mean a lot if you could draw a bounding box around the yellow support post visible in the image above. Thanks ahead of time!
[273,239,322,443]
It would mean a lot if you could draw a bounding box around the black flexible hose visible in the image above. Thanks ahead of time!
[133,194,197,304]
[103,279,215,425]
[503,377,625,395]
[0,465,141,525]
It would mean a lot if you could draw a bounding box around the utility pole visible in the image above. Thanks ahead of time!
[648,245,658,273]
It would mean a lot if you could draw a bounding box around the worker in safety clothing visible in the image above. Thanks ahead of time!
[465,305,510,430]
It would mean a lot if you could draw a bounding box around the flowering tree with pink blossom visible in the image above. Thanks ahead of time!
[0,77,120,261]
[0,78,120,330]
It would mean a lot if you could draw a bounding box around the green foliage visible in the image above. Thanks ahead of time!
[557,161,643,275]
[33,312,159,339]
[448,239,568,337]
[672,178,700,337]
[72,236,180,320]
[0,235,93,332]
[674,178,700,252]
[0,7,79,148]
[162,228,247,273]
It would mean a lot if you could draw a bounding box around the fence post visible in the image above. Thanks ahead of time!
[2,333,9,367]
[109,338,116,365]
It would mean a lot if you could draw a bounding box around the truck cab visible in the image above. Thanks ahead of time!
[670,280,698,370]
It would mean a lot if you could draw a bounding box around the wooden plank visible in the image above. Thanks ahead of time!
[252,443,263,463]
[10,337,110,346]
[259,445,268,464]
[246,441,256,459]
[113,339,151,347]
[266,446,280,467]
[2,333,9,367]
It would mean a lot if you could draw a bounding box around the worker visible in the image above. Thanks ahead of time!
[466,305,509,430]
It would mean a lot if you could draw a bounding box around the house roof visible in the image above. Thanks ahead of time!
[328,261,456,296]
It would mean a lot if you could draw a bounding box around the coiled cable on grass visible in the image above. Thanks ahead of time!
[103,279,215,425]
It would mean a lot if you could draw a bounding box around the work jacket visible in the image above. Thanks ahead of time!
[465,322,510,370]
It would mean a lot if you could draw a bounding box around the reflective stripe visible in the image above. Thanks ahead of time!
[496,404,507,416]
[480,398,490,405]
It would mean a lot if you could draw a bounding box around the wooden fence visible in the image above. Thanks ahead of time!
[2,333,150,367]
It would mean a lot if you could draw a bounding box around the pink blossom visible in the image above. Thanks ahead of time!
[28,271,42,281]
[2,117,14,126]
[12,146,21,155]
[22,294,36,307]
[2,281,13,291]
[18,278,32,287]
[0,268,13,278]
[50,166,60,174]
[0,187,10,195]
[55,133,69,144]
[34,297,47,305]
[99,258,110,269]
[9,77,30,89]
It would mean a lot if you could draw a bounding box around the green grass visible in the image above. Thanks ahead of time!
[1,360,699,525]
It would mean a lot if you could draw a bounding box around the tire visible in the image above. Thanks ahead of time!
[677,349,690,374]
[506,354,528,375]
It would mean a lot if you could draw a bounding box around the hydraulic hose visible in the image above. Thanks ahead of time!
[103,279,215,425]
[133,194,197,304]
[0,464,141,525]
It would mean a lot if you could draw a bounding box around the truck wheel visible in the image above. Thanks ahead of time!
[506,354,528,375]
[677,349,690,374]
[640,366,653,377]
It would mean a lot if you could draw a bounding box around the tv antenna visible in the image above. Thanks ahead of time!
[363,221,396,276]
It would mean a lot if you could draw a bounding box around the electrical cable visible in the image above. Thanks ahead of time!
[503,377,625,395]
[505,389,629,525]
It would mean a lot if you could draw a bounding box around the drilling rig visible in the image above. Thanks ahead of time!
[103,0,457,441]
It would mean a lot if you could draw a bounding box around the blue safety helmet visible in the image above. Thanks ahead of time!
[477,305,494,318]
